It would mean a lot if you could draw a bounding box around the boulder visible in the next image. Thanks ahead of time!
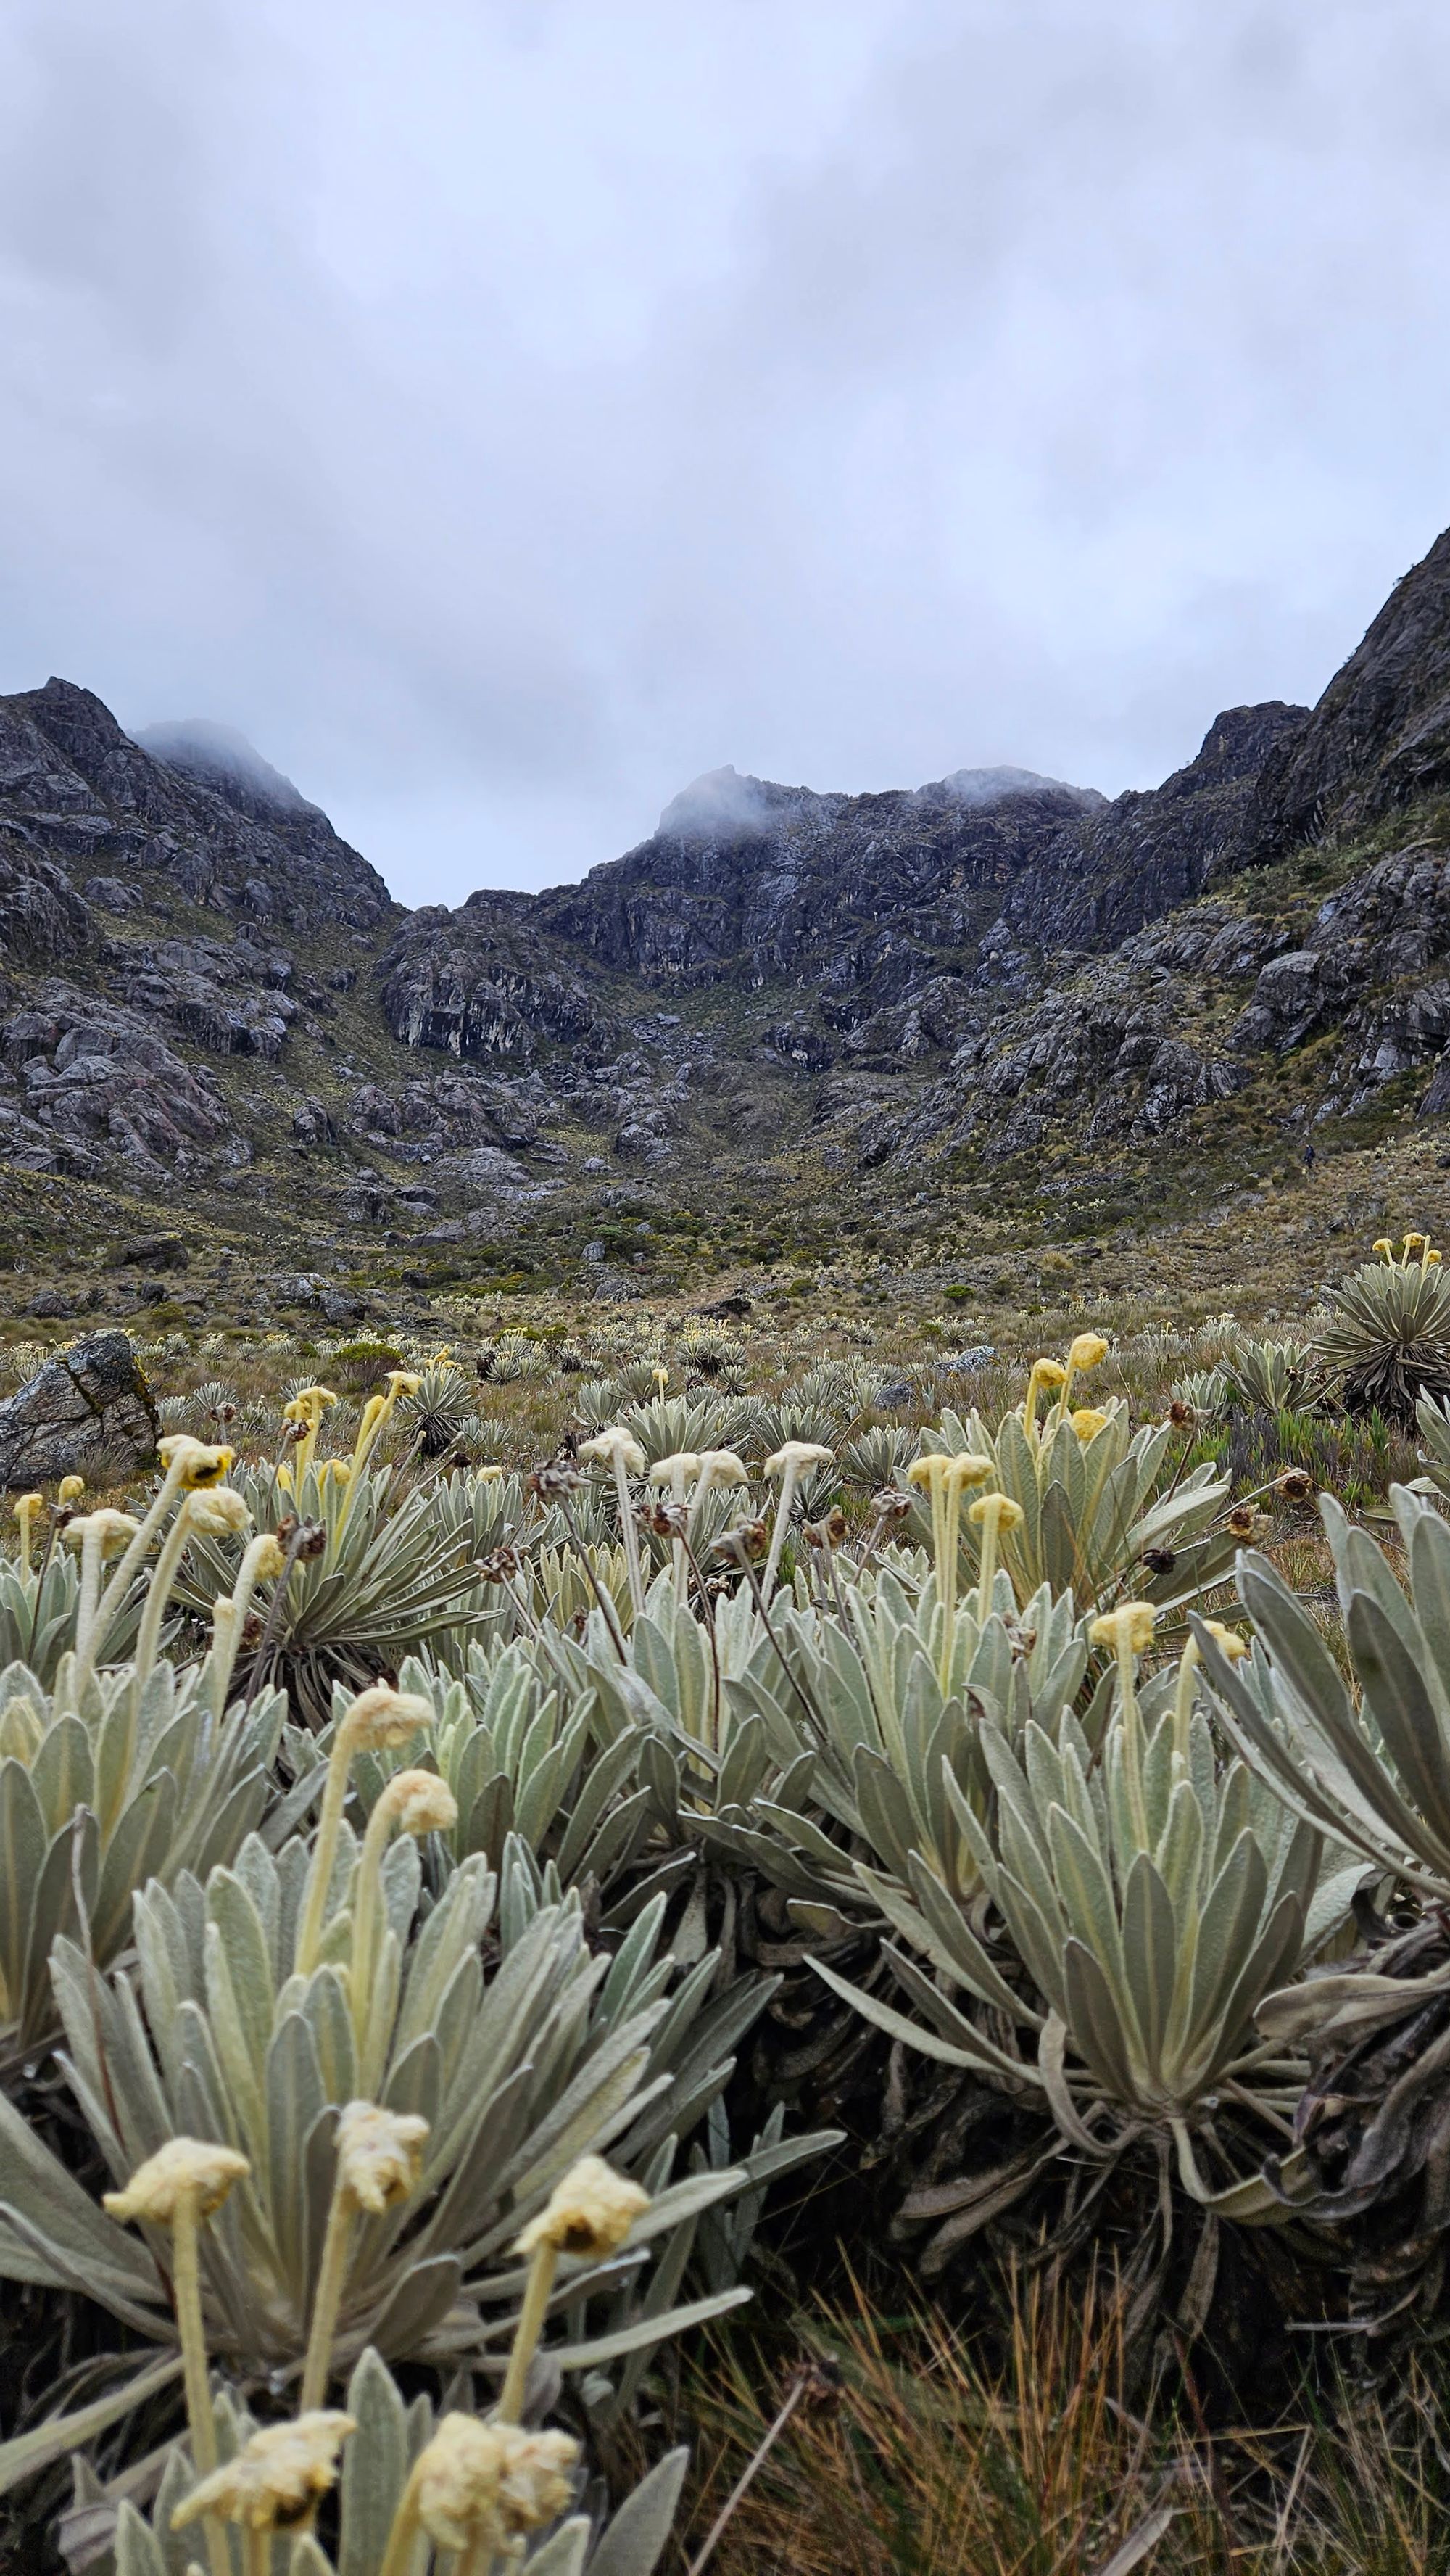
[0,1329,159,1488]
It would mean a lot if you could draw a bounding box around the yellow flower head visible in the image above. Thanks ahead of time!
[341,1683,434,1751]
[64,1508,141,1560]
[648,1450,702,1487]
[184,1485,252,1538]
[1031,1359,1069,1390]
[1374,1237,1394,1259]
[378,1768,459,1838]
[906,1452,950,1490]
[1404,1232,1427,1255]
[1070,1408,1109,1442]
[1067,1333,1110,1372]
[12,1492,44,1523]
[1431,1251,1444,1268]
[157,1434,235,1490]
[104,2137,250,2227]
[250,1533,287,1582]
[283,1385,339,1425]
[335,2100,430,2214]
[57,1474,86,1503]
[473,1463,508,1483]
[942,1452,993,1491]
[171,2413,355,2533]
[384,1370,423,1400]
[967,1492,1026,1532]
[513,2153,650,2261]
[415,2416,579,2554]
[1089,1602,1159,1656]
[1200,1618,1250,1664]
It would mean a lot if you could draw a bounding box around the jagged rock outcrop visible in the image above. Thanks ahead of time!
[11,526,1450,1217]
[1253,530,1450,856]
[0,680,392,941]
[0,1329,158,1488]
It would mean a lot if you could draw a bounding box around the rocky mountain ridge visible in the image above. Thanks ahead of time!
[7,529,1450,1294]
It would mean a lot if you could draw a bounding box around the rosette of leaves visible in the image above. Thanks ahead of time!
[697,1572,1095,1933]
[621,1393,751,1468]
[0,1841,764,2469]
[0,1542,147,1687]
[394,1363,480,1461]
[336,1652,656,1914]
[839,1423,918,1490]
[85,2346,688,2576]
[1312,1258,1450,1424]
[0,1656,281,2064]
[930,1401,1235,1619]
[812,1661,1357,2243]
[178,1466,489,1726]
[1217,1337,1325,1416]
[1198,1486,1450,1902]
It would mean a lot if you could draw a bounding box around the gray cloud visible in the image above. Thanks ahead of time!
[2,0,1449,901]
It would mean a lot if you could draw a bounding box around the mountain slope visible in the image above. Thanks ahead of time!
[6,529,1450,1321]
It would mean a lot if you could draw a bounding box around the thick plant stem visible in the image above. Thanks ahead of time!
[1116,1633,1151,1849]
[173,2197,228,2576]
[1172,1641,1202,1764]
[761,1464,800,1599]
[244,2532,269,2576]
[77,1455,188,1691]
[131,1497,196,1688]
[975,1504,1003,1628]
[296,1720,360,1976]
[499,2240,559,2423]
[300,2177,355,2411]
[613,1453,645,1617]
[349,1793,399,2044]
[377,2461,426,2576]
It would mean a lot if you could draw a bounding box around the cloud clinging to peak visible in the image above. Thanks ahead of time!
[2,0,1449,902]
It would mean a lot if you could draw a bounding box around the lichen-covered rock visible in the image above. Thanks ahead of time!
[0,1329,158,1488]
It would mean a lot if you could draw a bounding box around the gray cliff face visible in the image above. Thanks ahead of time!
[9,528,1450,1221]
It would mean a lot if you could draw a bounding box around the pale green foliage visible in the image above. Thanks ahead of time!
[930,1400,1235,1618]
[0,1657,280,2056]
[1313,1256,1450,1419]
[1217,1337,1324,1413]
[1201,1487,1450,1899]
[102,2346,689,2576]
[0,1838,760,2437]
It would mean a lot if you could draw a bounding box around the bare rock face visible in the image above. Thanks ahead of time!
[0,1330,159,1489]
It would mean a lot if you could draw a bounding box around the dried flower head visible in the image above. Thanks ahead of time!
[171,2413,355,2532]
[378,1769,459,1838]
[1167,1398,1195,1427]
[1088,1602,1158,1656]
[1067,1333,1109,1371]
[335,2101,430,2214]
[104,2137,250,2226]
[870,1485,914,1522]
[1141,1545,1177,1576]
[1275,1466,1315,1500]
[341,1683,434,1750]
[157,1434,235,1490]
[513,2154,650,2260]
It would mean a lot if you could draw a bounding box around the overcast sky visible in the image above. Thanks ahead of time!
[3,0,1449,905]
